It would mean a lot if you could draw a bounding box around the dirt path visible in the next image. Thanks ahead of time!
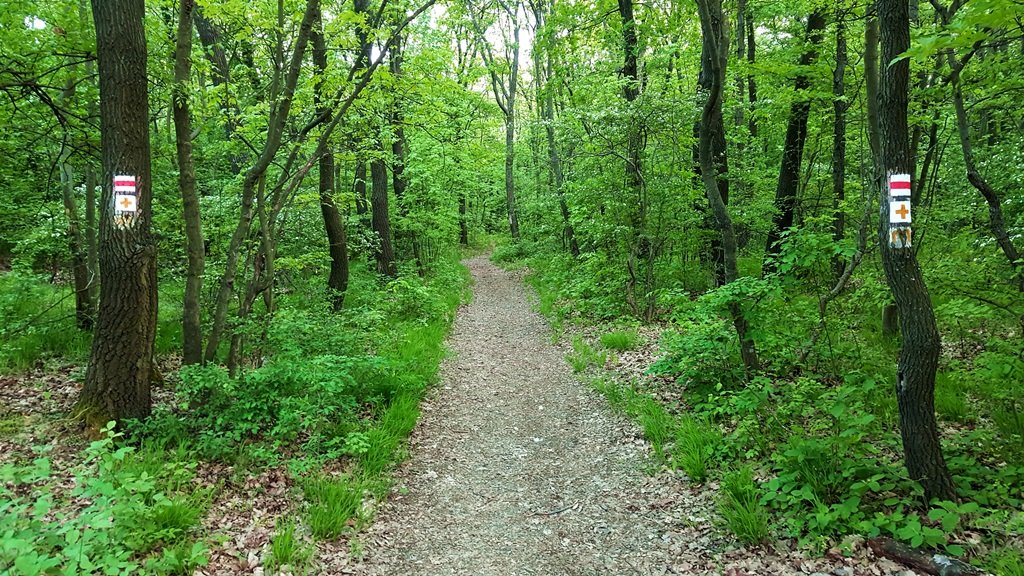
[352,256,722,575]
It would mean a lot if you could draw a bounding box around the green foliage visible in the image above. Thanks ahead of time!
[0,272,91,371]
[303,476,364,540]
[267,520,312,573]
[718,467,770,545]
[673,416,719,483]
[0,423,209,575]
[600,329,639,351]
[566,335,606,373]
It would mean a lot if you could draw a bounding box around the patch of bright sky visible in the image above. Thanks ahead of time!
[25,16,47,30]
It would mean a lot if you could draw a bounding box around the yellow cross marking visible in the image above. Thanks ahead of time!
[895,203,909,220]
[120,197,133,209]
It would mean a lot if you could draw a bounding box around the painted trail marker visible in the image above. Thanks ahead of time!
[113,175,138,226]
[888,173,912,249]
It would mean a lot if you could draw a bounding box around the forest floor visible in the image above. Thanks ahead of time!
[0,256,925,575]
[346,256,912,576]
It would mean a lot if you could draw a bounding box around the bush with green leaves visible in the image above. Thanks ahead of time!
[0,423,209,575]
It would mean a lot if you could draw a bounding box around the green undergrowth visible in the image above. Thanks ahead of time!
[0,251,470,575]
[500,241,1024,573]
[1,424,211,575]
[0,272,186,372]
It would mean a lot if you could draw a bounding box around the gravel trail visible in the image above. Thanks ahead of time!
[354,256,717,575]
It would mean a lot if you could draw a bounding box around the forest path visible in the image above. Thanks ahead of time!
[351,256,719,576]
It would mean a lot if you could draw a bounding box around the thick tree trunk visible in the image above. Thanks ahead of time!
[79,0,157,425]
[877,0,956,502]
[312,13,348,310]
[174,0,205,365]
[696,16,730,287]
[371,157,397,277]
[831,14,848,279]
[763,10,826,274]
[694,0,759,374]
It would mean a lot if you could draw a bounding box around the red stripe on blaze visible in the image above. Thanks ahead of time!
[889,181,911,189]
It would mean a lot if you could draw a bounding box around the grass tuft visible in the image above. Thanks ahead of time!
[718,466,770,545]
[672,415,719,483]
[304,475,362,540]
[600,329,639,351]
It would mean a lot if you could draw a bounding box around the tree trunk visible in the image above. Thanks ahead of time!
[174,0,205,365]
[312,13,348,310]
[877,0,956,502]
[618,0,652,315]
[355,158,368,217]
[763,10,826,274]
[865,11,899,339]
[459,190,469,246]
[746,15,757,138]
[536,1,578,257]
[78,0,157,425]
[204,0,320,363]
[948,55,1022,286]
[81,0,99,321]
[503,105,520,237]
[57,58,95,332]
[831,14,848,279]
[696,8,730,287]
[694,0,759,374]
[371,156,397,277]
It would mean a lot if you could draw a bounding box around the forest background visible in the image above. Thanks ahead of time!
[1,0,1023,573]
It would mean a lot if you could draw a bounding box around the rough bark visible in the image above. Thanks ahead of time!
[762,10,826,274]
[312,13,349,310]
[865,11,899,339]
[78,0,157,425]
[867,538,984,576]
[877,0,957,502]
[174,0,205,365]
[694,0,759,374]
